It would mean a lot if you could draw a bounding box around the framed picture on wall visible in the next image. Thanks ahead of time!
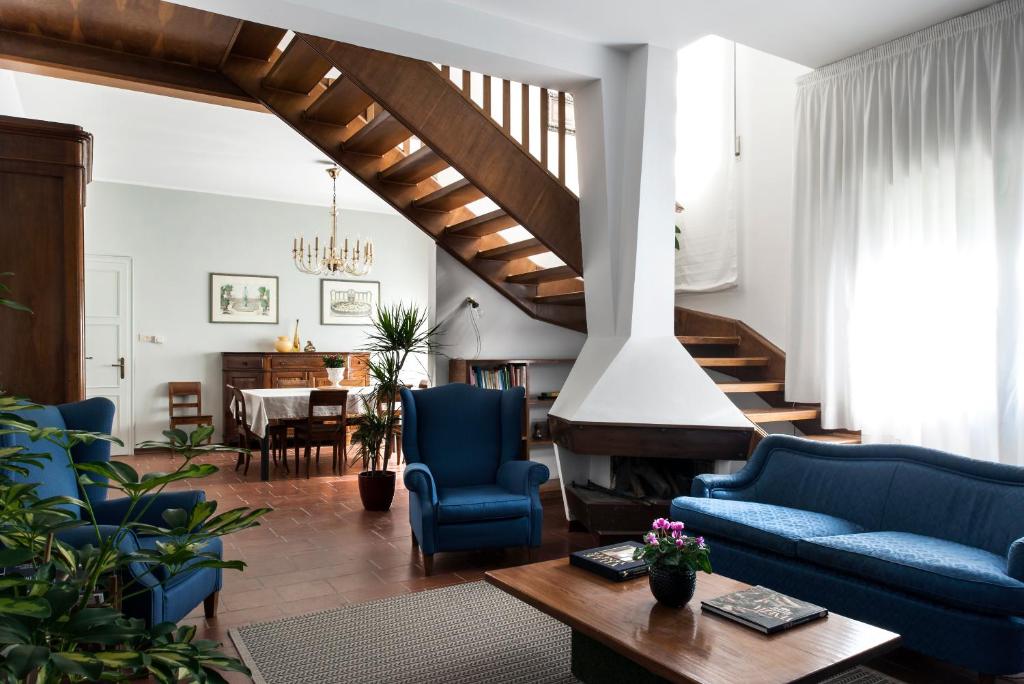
[210,273,279,324]
[321,278,380,326]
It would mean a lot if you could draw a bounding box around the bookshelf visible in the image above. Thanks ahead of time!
[448,358,575,458]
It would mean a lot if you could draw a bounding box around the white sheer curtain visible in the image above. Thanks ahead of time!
[674,37,738,293]
[787,0,1024,465]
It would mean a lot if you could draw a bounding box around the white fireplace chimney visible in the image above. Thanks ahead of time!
[550,44,751,512]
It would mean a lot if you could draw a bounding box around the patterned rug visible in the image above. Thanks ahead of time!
[230,581,902,684]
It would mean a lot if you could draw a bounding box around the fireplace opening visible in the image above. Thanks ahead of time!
[565,457,718,541]
[610,456,715,500]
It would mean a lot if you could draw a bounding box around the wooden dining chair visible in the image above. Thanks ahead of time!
[168,381,213,444]
[377,388,405,463]
[292,389,348,478]
[231,387,288,475]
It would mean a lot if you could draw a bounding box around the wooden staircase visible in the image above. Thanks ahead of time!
[676,307,861,446]
[217,25,589,332]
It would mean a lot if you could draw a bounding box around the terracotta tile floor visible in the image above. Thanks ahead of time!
[126,450,1018,684]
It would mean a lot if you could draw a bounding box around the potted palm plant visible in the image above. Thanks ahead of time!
[351,303,439,511]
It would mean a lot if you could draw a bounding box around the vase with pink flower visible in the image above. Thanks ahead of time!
[634,518,712,608]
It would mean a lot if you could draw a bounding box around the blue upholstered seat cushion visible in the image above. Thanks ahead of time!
[798,532,1024,615]
[670,497,864,557]
[136,536,223,588]
[437,485,531,524]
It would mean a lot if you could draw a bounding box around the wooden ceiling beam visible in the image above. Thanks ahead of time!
[0,29,264,112]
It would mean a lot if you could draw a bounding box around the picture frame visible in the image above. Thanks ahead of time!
[209,273,279,324]
[321,278,380,326]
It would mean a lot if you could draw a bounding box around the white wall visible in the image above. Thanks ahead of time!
[676,45,810,350]
[85,182,433,444]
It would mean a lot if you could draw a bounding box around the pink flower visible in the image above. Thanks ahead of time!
[696,536,706,548]
[671,530,682,539]
[652,518,669,531]
[644,532,658,545]
[669,521,685,533]
[674,537,685,548]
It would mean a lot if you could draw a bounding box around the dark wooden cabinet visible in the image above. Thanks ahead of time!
[221,352,370,443]
[0,115,92,404]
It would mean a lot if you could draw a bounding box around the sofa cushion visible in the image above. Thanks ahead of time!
[136,536,223,588]
[437,485,531,524]
[670,497,864,557]
[798,532,1024,615]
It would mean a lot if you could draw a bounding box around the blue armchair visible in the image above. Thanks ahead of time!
[0,397,222,626]
[400,384,549,575]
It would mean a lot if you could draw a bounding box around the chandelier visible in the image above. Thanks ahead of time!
[292,166,374,276]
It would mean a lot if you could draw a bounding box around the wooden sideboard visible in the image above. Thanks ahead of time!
[221,351,370,443]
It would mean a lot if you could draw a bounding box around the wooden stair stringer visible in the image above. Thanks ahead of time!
[298,35,583,275]
[220,52,585,333]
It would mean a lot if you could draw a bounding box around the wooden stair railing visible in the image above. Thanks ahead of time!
[675,306,861,446]
[218,26,587,332]
[437,65,575,189]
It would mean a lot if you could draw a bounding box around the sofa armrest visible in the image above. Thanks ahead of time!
[403,463,438,507]
[497,460,549,495]
[92,491,206,527]
[1010,537,1024,581]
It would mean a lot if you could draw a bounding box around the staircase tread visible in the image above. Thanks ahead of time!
[534,290,585,305]
[716,381,785,393]
[344,112,411,156]
[413,178,485,212]
[230,23,288,62]
[378,146,448,185]
[446,209,518,237]
[743,407,821,423]
[305,76,374,128]
[262,38,331,94]
[477,238,549,261]
[678,335,741,345]
[506,265,578,285]
[695,356,770,367]
[803,433,862,444]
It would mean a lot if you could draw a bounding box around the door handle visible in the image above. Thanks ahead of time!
[110,357,125,380]
[85,356,94,360]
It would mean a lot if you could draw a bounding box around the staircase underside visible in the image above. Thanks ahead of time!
[0,0,587,332]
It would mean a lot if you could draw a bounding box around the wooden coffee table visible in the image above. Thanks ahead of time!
[485,559,900,684]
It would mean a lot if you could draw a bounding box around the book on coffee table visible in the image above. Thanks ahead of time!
[701,585,828,634]
[570,541,648,581]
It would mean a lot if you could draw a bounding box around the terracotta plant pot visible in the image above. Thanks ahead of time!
[648,565,697,608]
[358,470,396,511]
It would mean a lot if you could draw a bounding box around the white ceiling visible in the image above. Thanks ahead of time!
[8,71,391,212]
[445,0,996,68]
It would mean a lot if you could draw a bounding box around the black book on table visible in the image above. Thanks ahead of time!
[701,585,828,634]
[569,541,648,581]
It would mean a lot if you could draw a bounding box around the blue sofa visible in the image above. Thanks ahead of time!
[400,384,549,575]
[670,434,1024,676]
[0,397,222,626]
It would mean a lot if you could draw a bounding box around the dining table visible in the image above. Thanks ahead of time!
[235,386,375,480]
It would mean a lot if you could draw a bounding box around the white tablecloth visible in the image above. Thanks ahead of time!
[236,387,373,438]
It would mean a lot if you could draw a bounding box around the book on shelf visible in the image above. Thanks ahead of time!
[569,542,648,581]
[468,363,527,390]
[701,585,827,634]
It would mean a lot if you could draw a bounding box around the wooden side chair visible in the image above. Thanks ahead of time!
[168,382,213,443]
[231,386,287,476]
[293,389,348,477]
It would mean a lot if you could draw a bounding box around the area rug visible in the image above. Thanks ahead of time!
[229,581,902,684]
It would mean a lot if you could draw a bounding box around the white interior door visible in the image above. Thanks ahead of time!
[85,255,133,455]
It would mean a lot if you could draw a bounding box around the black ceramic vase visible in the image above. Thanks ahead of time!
[648,565,697,608]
